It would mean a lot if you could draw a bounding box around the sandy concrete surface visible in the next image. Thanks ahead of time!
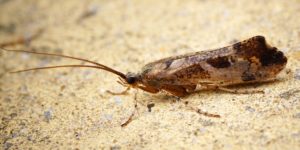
[0,0,300,149]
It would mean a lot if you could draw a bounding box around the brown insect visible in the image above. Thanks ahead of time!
[1,35,287,97]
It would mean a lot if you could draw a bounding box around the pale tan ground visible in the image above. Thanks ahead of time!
[0,0,300,149]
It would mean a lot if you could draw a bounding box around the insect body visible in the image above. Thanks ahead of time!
[136,36,287,96]
[1,36,287,97]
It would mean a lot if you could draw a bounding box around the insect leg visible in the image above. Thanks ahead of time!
[137,85,160,94]
[121,92,139,127]
[121,102,137,127]
[188,107,220,118]
[218,87,264,94]
[195,108,221,118]
[106,87,130,95]
[192,84,264,94]
[189,84,219,93]
[161,85,189,97]
[182,98,221,118]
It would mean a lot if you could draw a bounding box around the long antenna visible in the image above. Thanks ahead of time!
[10,65,105,73]
[1,48,104,66]
[1,48,127,79]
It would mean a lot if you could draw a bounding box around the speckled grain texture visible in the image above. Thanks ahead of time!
[0,0,300,149]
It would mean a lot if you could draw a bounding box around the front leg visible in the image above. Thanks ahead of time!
[137,85,160,94]
[106,87,130,95]
[161,85,190,97]
[192,84,264,94]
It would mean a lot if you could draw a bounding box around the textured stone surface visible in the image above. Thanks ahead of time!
[0,0,300,149]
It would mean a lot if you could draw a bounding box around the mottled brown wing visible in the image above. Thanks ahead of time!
[140,45,235,85]
[140,36,287,87]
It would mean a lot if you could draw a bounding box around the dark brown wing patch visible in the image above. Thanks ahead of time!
[173,64,210,79]
[233,36,287,67]
[260,50,287,66]
[207,56,231,68]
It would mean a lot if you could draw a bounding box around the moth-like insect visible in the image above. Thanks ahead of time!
[1,36,287,97]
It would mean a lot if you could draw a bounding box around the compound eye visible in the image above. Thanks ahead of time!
[126,76,136,84]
